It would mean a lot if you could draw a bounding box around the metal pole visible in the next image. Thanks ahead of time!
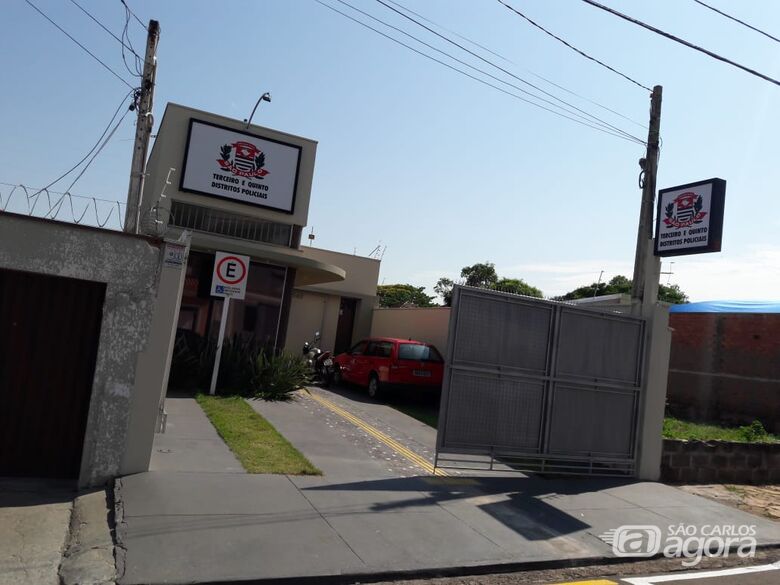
[631,85,662,310]
[209,297,230,395]
[124,20,160,234]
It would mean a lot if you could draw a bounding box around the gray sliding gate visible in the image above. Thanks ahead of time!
[435,286,646,476]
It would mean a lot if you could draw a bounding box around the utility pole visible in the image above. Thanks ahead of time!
[124,20,160,234]
[631,85,662,313]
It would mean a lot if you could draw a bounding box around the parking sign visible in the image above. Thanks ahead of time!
[210,251,250,300]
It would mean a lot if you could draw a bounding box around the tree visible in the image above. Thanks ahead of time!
[460,262,498,288]
[435,263,544,305]
[559,275,688,304]
[434,277,454,307]
[494,277,543,298]
[658,283,688,304]
[376,284,435,308]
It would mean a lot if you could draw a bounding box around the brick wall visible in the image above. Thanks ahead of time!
[667,313,780,432]
[661,439,780,484]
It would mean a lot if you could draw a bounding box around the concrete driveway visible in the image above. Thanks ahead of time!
[114,389,780,585]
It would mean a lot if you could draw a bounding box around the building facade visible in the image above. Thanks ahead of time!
[143,103,378,360]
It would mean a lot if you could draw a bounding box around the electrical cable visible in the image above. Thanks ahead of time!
[315,1,644,144]
[334,0,642,141]
[692,0,780,45]
[581,0,780,88]
[121,3,144,77]
[495,0,652,92]
[24,0,135,90]
[68,0,141,57]
[386,0,646,128]
[29,89,136,200]
[373,0,646,143]
[47,107,131,218]
[120,0,147,31]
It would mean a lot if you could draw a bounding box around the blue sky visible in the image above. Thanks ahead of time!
[2,1,779,301]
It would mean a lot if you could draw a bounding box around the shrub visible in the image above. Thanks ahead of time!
[738,420,769,442]
[168,332,308,400]
[250,351,311,401]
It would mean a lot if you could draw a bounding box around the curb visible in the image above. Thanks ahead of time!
[176,542,780,585]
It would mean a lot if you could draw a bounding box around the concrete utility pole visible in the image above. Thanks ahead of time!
[631,85,663,313]
[124,19,160,234]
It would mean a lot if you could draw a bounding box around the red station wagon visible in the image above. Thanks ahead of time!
[332,337,444,398]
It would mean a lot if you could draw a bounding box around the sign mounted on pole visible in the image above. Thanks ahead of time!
[180,119,302,214]
[210,251,250,300]
[208,251,250,395]
[654,178,726,257]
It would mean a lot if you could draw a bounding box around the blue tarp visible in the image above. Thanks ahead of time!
[669,301,780,313]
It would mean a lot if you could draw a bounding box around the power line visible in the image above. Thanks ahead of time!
[372,0,645,143]
[24,0,135,90]
[68,0,141,58]
[333,0,641,141]
[48,107,131,218]
[581,0,780,88]
[29,89,136,199]
[495,0,652,92]
[315,1,643,144]
[121,4,144,77]
[386,0,646,128]
[120,0,147,31]
[692,0,780,45]
[384,0,512,64]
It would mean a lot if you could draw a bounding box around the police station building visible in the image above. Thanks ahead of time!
[144,103,379,357]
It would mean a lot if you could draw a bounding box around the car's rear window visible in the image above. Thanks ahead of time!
[397,343,443,362]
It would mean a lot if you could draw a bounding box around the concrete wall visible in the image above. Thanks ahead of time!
[371,307,452,355]
[0,213,186,487]
[667,312,780,432]
[285,247,380,355]
[285,290,340,355]
[661,439,780,484]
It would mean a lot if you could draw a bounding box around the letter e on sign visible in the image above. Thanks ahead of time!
[210,251,250,300]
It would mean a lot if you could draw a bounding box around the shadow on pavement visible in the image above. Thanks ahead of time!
[301,474,637,540]
[0,477,76,507]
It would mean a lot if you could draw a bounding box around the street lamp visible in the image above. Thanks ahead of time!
[244,92,271,128]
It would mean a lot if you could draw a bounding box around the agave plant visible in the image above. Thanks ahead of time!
[250,351,311,401]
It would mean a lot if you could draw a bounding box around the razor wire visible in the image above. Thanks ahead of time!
[0,183,126,231]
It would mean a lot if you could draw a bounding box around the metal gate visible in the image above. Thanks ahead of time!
[0,268,105,479]
[435,286,645,476]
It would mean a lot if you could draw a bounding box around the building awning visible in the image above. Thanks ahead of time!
[167,229,346,287]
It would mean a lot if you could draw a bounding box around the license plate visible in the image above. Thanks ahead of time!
[413,370,431,377]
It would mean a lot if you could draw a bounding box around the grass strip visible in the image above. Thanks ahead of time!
[663,417,779,443]
[196,394,321,475]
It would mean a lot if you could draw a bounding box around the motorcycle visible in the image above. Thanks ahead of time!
[302,331,335,387]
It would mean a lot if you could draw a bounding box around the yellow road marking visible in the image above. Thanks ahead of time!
[308,392,449,477]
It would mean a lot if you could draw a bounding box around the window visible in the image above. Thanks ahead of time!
[398,343,443,362]
[349,341,368,355]
[367,341,393,358]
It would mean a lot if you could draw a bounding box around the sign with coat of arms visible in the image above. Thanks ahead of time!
[654,178,726,257]
[180,119,302,213]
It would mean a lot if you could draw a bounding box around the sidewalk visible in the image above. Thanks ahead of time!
[115,393,780,585]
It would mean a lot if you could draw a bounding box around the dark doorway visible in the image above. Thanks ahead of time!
[334,297,358,355]
[0,268,105,479]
